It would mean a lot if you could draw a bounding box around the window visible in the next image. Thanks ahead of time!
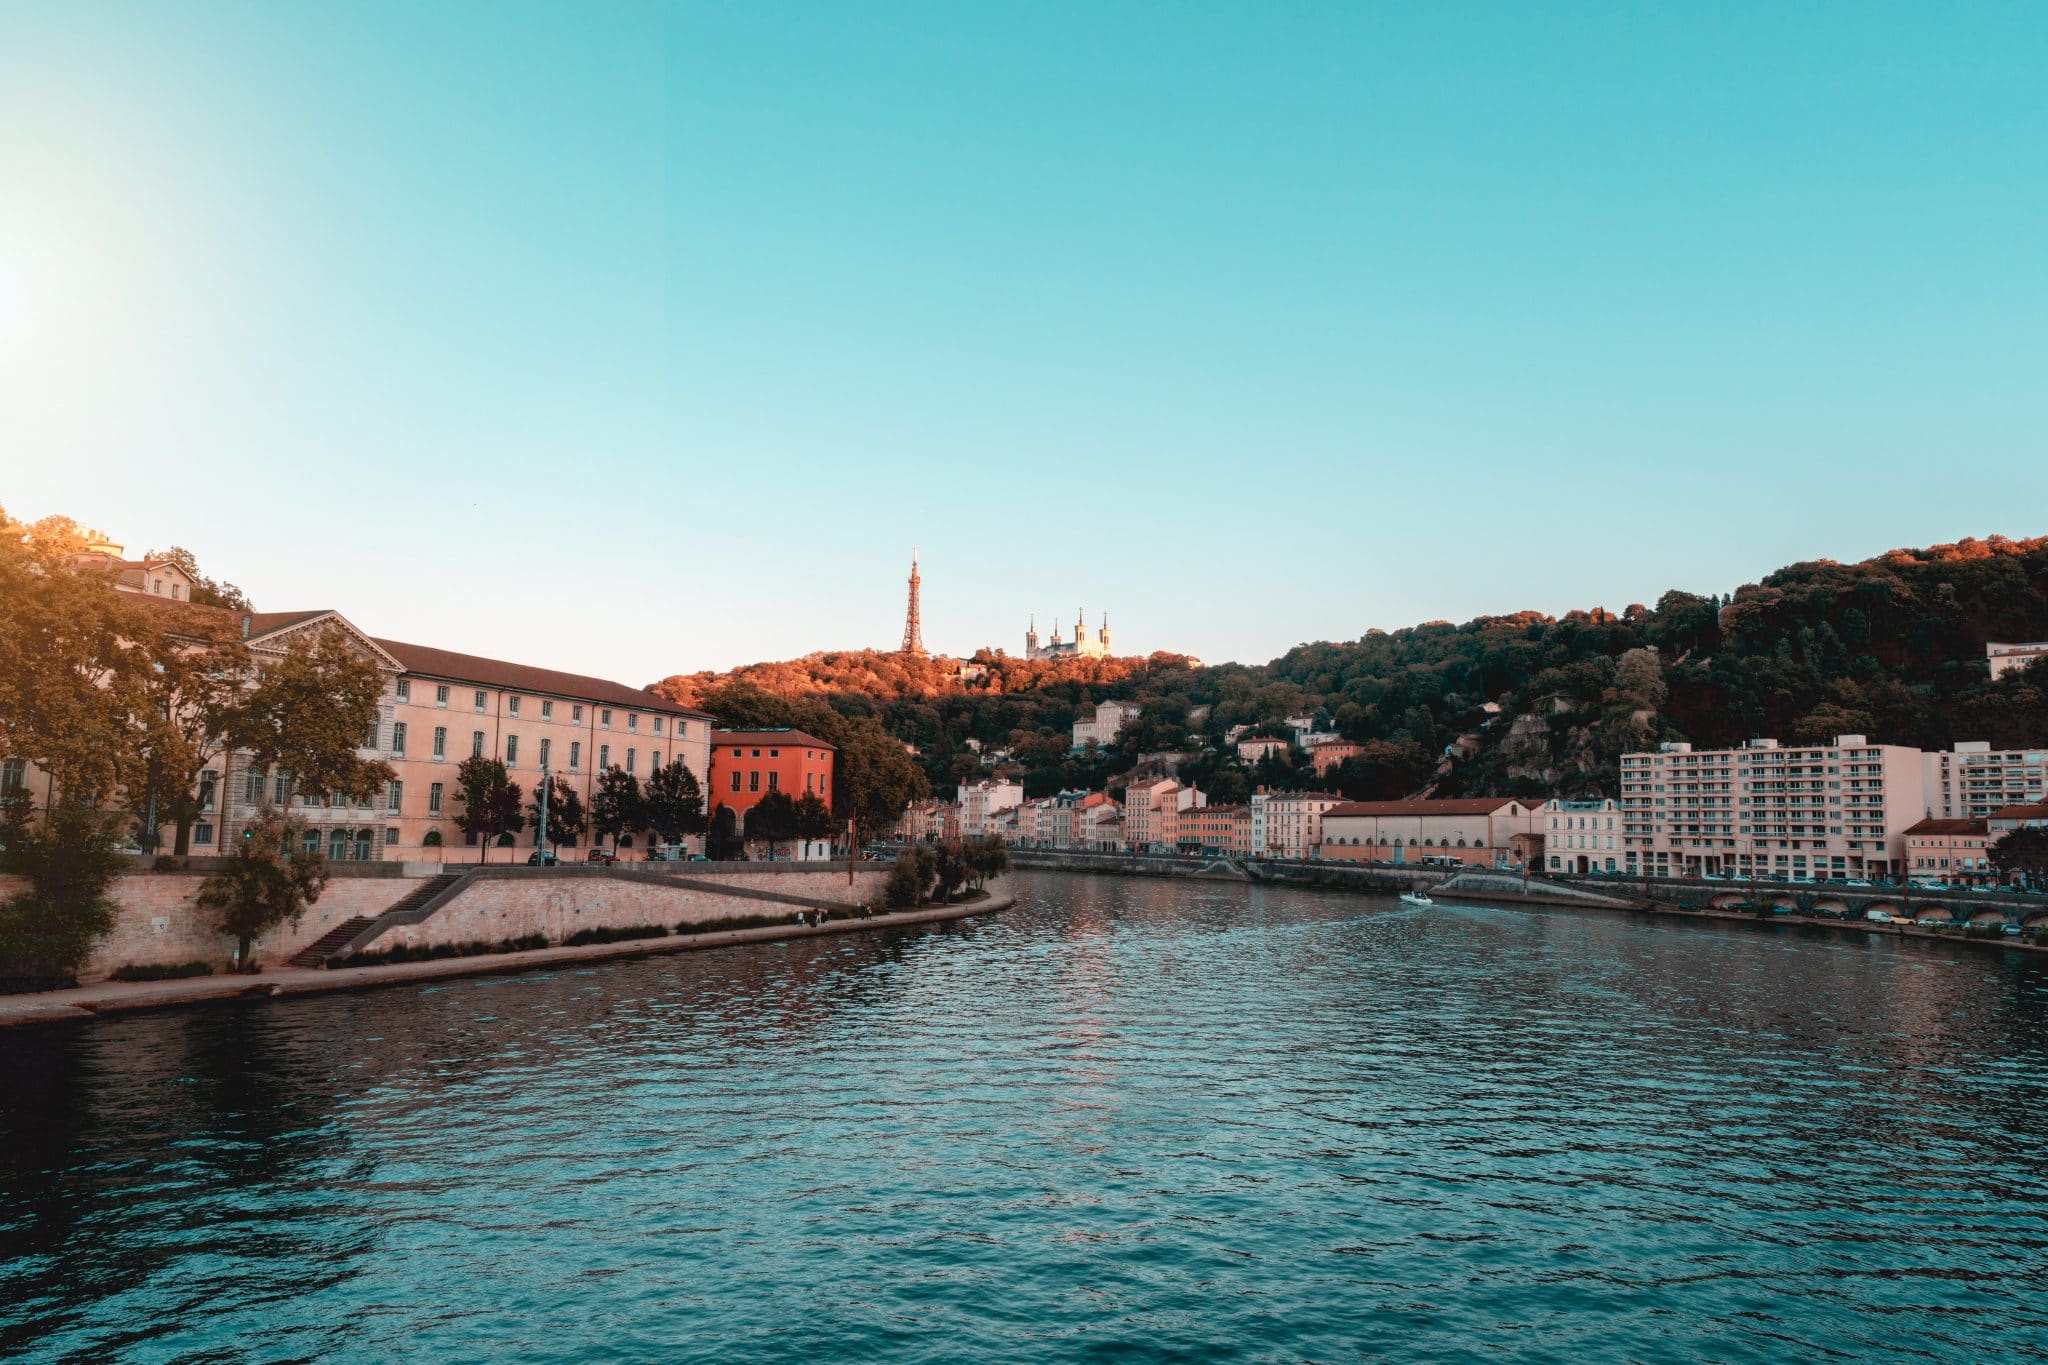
[730,771,741,792]
[599,744,610,770]
[508,696,521,717]
[541,699,553,720]
[474,690,487,712]
[433,726,447,759]
[573,705,584,723]
[274,772,288,804]
[653,717,663,735]
[628,713,639,732]
[0,758,22,793]
[194,821,214,846]
[387,780,403,812]
[601,709,613,728]
[245,771,264,803]
[199,770,218,812]
[625,748,636,774]
[392,722,407,756]
[767,771,778,791]
[436,684,449,707]
[385,827,400,846]
[302,829,320,856]
[649,752,660,773]
[396,678,410,701]
[506,736,519,766]
[569,741,581,771]
[366,719,381,748]
[539,738,551,770]
[472,731,485,758]
[769,749,780,759]
[749,771,760,793]
[429,782,444,814]
[675,721,687,740]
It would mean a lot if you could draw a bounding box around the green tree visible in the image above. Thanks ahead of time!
[882,847,932,909]
[744,789,798,859]
[530,774,586,849]
[226,628,393,806]
[1991,828,2048,889]
[131,637,252,854]
[0,803,125,986]
[141,545,254,612]
[963,835,1010,890]
[643,762,706,849]
[453,756,524,862]
[932,842,968,901]
[196,811,330,972]
[792,790,836,850]
[592,767,644,852]
[706,803,744,861]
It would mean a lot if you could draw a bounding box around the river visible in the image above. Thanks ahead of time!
[4,872,2048,1362]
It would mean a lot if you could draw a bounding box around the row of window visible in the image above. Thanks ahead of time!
[390,679,684,736]
[374,723,677,777]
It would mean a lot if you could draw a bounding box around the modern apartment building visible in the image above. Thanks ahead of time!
[1925,742,2048,820]
[1986,642,2048,680]
[1619,735,1924,880]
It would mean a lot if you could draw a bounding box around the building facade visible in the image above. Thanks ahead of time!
[1987,642,2048,680]
[960,779,1025,837]
[1542,798,1622,874]
[708,730,836,824]
[1903,818,1994,884]
[1318,798,1544,866]
[1177,804,1251,855]
[1252,791,1343,859]
[1071,699,1143,752]
[1926,742,2048,820]
[1027,610,1112,661]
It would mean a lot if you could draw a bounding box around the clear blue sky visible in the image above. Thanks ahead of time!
[4,2,2044,683]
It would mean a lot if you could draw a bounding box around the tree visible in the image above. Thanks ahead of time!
[452,756,524,862]
[883,845,936,908]
[0,803,125,986]
[131,637,252,854]
[592,767,644,852]
[530,774,586,849]
[226,628,393,807]
[1991,828,2048,890]
[196,811,330,971]
[706,803,744,861]
[142,545,253,612]
[643,762,706,848]
[745,789,798,859]
[932,842,968,901]
[792,790,836,850]
[963,835,1010,891]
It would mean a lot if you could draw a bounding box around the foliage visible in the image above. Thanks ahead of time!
[109,960,215,981]
[932,843,969,901]
[962,835,1010,889]
[421,828,444,847]
[883,847,935,909]
[141,545,253,612]
[225,627,394,806]
[1990,828,2048,888]
[531,774,587,848]
[338,933,549,967]
[0,803,127,984]
[642,762,705,846]
[195,811,330,971]
[563,924,670,946]
[452,756,524,862]
[743,788,798,856]
[792,790,836,845]
[592,767,644,851]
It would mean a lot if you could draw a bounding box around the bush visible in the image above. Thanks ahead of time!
[109,961,216,981]
[0,805,126,985]
[336,933,548,968]
[883,848,934,909]
[677,912,800,935]
[563,923,669,947]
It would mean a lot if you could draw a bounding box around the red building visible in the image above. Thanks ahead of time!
[708,729,836,822]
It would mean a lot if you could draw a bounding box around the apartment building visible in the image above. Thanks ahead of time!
[1986,642,2048,680]
[1542,798,1622,874]
[1071,700,1143,751]
[1903,818,1994,884]
[1250,790,1344,859]
[960,779,1025,837]
[1925,742,2048,821]
[709,730,836,823]
[1177,804,1251,855]
[1619,735,1924,880]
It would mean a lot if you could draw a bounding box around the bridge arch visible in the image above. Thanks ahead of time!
[1812,896,1850,915]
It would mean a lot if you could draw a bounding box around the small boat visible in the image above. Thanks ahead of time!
[1399,891,1434,908]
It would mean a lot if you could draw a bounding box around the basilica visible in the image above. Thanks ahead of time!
[1026,610,1111,661]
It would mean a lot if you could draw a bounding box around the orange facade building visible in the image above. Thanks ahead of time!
[708,729,836,821]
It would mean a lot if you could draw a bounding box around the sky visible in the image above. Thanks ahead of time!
[3,2,2045,684]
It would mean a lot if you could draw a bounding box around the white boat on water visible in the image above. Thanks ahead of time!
[1399,891,1433,908]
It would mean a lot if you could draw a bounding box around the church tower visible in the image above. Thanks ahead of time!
[1025,614,1039,659]
[899,551,927,657]
[1098,612,1111,654]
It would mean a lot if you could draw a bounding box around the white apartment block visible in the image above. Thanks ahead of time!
[1925,742,2048,821]
[1542,799,1622,874]
[1986,642,2048,680]
[1251,790,1342,859]
[1620,735,1925,881]
[1072,700,1143,751]
[960,779,1025,837]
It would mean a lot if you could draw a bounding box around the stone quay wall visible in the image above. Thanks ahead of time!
[363,865,898,955]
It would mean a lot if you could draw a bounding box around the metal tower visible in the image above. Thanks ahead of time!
[899,551,927,656]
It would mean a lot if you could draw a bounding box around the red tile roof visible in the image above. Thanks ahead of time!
[1989,803,2048,821]
[1325,798,1531,818]
[1904,818,1988,836]
[373,638,712,718]
[713,729,836,751]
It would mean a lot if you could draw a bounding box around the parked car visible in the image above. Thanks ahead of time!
[2003,924,2024,936]
[526,852,558,866]
[688,853,710,862]
[586,848,618,864]
[1864,909,1894,923]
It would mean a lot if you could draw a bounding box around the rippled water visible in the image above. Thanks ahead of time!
[6,873,2048,1362]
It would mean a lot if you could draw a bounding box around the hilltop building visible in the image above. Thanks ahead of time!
[1072,699,1143,752]
[1026,609,1110,661]
[1987,641,2048,680]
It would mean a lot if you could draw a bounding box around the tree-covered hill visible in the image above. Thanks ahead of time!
[659,535,2048,804]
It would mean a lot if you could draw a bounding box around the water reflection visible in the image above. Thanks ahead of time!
[3,874,2048,1362]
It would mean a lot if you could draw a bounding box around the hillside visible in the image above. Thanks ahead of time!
[659,535,2048,803]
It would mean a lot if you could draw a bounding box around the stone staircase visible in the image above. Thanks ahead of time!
[290,917,374,968]
[330,871,470,960]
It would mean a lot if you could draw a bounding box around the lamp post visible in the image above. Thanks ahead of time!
[536,758,551,864]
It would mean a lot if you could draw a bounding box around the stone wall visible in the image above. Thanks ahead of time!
[0,870,430,979]
[367,866,897,954]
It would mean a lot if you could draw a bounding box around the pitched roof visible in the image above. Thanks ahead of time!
[1904,818,1987,836]
[1989,803,2048,821]
[712,728,836,750]
[372,638,714,718]
[1325,798,1529,818]
[124,595,335,644]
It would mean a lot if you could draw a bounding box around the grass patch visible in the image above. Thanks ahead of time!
[563,924,670,947]
[109,961,215,981]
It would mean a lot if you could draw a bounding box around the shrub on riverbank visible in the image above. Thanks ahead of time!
[337,933,549,967]
[564,924,669,947]
[109,961,215,981]
[676,913,796,934]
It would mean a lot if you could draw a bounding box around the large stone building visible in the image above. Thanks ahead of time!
[1319,798,1545,867]
[1542,798,1623,875]
[1072,699,1143,752]
[1250,790,1343,860]
[1026,610,1111,661]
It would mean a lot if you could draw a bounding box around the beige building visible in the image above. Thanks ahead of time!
[1250,790,1343,859]
[1319,798,1544,866]
[1903,818,1994,885]
[1071,699,1143,751]
[1619,735,1925,881]
[1542,798,1622,874]
[960,779,1025,837]
[1236,736,1289,764]
[1926,742,2048,820]
[1986,642,2048,680]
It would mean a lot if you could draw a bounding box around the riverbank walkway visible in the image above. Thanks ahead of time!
[0,890,1013,1029]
